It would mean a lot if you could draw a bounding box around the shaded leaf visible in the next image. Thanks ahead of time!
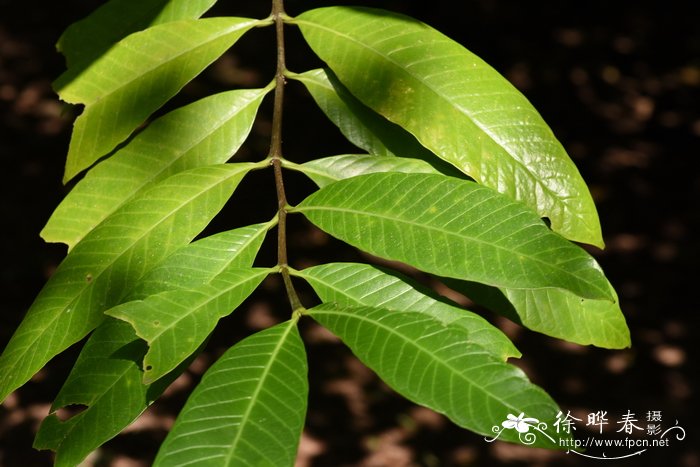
[43,87,271,249]
[295,7,603,247]
[293,172,613,301]
[57,17,261,182]
[33,320,147,466]
[0,163,254,402]
[448,279,630,349]
[154,320,308,467]
[294,154,439,188]
[292,68,433,159]
[308,304,566,448]
[108,267,271,383]
[57,0,216,74]
[34,319,191,466]
[296,262,519,359]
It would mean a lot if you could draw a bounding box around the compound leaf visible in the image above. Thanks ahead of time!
[449,279,630,349]
[43,87,270,249]
[154,320,308,467]
[0,163,254,402]
[296,262,518,359]
[308,304,566,448]
[108,267,271,383]
[295,154,439,188]
[293,172,613,301]
[57,17,261,182]
[295,7,603,247]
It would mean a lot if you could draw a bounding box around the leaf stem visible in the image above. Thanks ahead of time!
[269,0,303,312]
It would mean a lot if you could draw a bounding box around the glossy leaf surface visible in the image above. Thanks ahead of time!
[0,164,253,402]
[295,7,603,247]
[108,267,270,383]
[296,262,518,359]
[294,172,613,301]
[450,279,630,349]
[57,0,216,74]
[154,320,308,466]
[56,17,260,182]
[296,154,438,188]
[309,304,565,448]
[43,88,270,249]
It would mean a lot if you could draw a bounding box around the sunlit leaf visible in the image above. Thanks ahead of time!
[43,87,270,249]
[293,172,613,300]
[293,154,439,188]
[108,267,270,383]
[308,304,566,448]
[448,279,630,349]
[57,17,262,182]
[154,320,308,466]
[296,262,519,359]
[295,7,603,247]
[129,222,272,299]
[33,223,273,464]
[0,163,255,402]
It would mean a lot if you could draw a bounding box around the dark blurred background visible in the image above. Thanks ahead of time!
[1,1,698,466]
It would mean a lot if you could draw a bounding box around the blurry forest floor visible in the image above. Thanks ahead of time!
[0,1,698,466]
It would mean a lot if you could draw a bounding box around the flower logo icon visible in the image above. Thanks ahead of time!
[502,413,540,433]
[485,412,555,445]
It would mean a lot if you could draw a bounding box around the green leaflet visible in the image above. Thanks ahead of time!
[34,224,272,464]
[292,68,434,159]
[293,172,613,301]
[289,154,439,188]
[129,222,272,299]
[56,17,262,183]
[294,7,604,247]
[154,320,308,467]
[108,268,271,383]
[448,279,631,349]
[0,163,254,403]
[295,262,519,360]
[308,304,567,448]
[34,319,186,467]
[57,0,217,74]
[42,87,271,249]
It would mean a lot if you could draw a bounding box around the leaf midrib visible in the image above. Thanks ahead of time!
[50,361,144,462]
[310,306,531,428]
[64,18,258,106]
[221,321,297,465]
[132,269,268,343]
[1,166,248,380]
[296,202,603,296]
[295,17,562,200]
[74,92,265,246]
